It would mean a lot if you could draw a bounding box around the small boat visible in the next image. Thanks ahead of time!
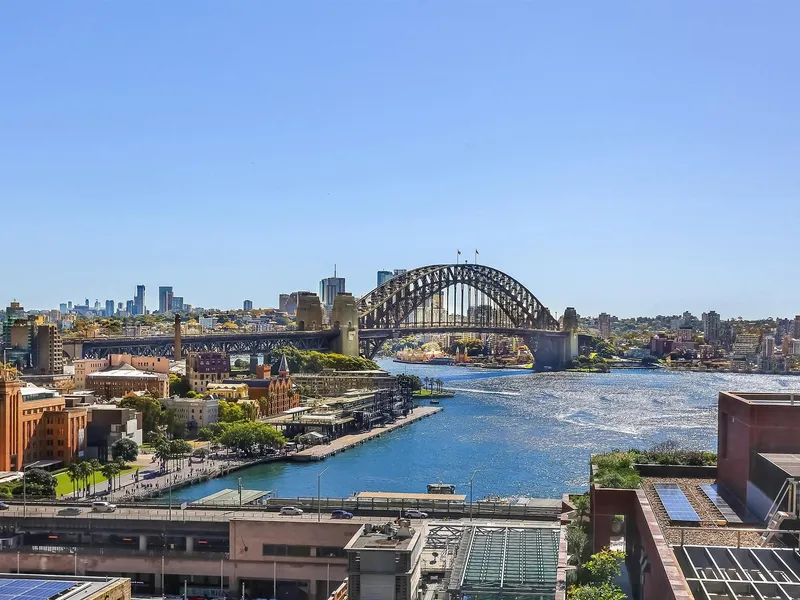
[430,398,440,405]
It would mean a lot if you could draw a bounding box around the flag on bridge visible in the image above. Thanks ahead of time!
[457,249,461,255]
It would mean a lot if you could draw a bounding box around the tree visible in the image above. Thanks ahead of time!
[219,400,244,422]
[100,463,120,490]
[89,459,101,493]
[567,583,626,600]
[169,439,193,469]
[67,463,81,497]
[192,448,209,462]
[233,358,249,369]
[585,549,625,584]
[257,397,270,419]
[111,438,139,463]
[218,422,285,456]
[241,402,259,422]
[77,461,94,495]
[396,374,422,391]
[169,373,191,396]
[23,468,56,497]
[162,408,186,439]
[119,395,164,436]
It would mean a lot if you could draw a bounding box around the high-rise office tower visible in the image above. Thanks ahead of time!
[158,286,174,314]
[134,285,146,315]
[319,266,346,310]
[243,300,253,311]
[105,300,115,317]
[377,271,393,286]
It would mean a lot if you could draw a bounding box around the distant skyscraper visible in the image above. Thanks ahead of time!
[377,271,393,287]
[126,300,134,314]
[105,300,114,317]
[117,302,123,311]
[67,301,73,310]
[704,311,721,343]
[763,336,775,358]
[320,267,346,309]
[170,296,184,312]
[158,286,174,313]
[243,300,253,311]
[794,315,800,340]
[598,313,612,340]
[59,303,67,314]
[134,285,146,315]
[393,269,407,277]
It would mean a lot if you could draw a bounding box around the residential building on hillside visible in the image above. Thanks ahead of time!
[243,299,253,311]
[598,313,611,339]
[703,310,721,343]
[187,352,230,393]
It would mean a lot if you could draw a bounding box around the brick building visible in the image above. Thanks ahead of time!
[224,355,299,417]
[86,363,169,399]
[0,370,87,471]
[187,352,230,393]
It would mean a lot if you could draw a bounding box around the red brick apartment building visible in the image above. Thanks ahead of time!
[591,391,800,600]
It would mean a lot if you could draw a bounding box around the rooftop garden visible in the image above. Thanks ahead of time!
[591,441,717,489]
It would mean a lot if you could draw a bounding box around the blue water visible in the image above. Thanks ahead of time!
[171,362,800,501]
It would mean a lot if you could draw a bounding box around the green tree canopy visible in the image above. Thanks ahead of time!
[396,373,422,391]
[119,395,164,435]
[567,583,626,600]
[111,438,139,462]
[168,373,191,396]
[218,422,285,455]
[265,346,378,373]
[23,468,57,497]
[219,400,244,422]
[233,358,250,369]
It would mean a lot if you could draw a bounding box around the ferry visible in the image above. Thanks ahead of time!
[427,483,456,495]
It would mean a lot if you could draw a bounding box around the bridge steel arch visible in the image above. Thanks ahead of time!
[358,264,560,331]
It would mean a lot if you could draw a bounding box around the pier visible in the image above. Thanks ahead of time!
[292,405,443,461]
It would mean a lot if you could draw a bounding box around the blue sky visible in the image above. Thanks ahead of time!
[2,2,798,319]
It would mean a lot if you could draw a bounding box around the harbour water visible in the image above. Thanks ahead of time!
[170,361,800,502]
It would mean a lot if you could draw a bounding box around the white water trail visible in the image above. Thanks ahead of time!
[447,387,521,396]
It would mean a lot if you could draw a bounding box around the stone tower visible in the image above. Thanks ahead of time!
[0,368,23,471]
[296,293,323,331]
[331,293,360,357]
[174,314,182,359]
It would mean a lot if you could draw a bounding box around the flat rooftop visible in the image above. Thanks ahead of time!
[641,477,763,547]
[0,574,128,600]
[723,391,800,406]
[759,453,800,477]
[344,523,421,552]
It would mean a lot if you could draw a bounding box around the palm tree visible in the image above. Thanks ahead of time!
[89,459,101,494]
[66,463,81,497]
[77,461,94,496]
[423,377,430,394]
[154,442,171,472]
[100,463,119,491]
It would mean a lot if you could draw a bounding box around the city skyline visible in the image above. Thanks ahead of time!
[3,3,799,316]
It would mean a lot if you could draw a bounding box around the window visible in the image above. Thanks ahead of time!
[317,547,346,558]
[262,544,311,557]
[57,440,64,446]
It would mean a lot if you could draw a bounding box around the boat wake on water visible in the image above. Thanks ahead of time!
[447,387,521,396]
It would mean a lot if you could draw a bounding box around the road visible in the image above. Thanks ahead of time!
[0,504,558,528]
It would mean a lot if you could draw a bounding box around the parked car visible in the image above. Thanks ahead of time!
[279,506,303,515]
[331,510,353,519]
[91,501,117,513]
[0,502,9,511]
[58,507,82,516]
[405,509,428,519]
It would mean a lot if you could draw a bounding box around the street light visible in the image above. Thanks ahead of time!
[466,470,479,522]
[317,466,329,522]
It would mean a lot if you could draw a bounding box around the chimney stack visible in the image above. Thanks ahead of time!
[174,314,182,359]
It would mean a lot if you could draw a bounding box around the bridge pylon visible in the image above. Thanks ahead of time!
[331,293,359,357]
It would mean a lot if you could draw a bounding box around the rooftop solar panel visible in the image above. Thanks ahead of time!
[653,482,701,523]
[700,484,744,524]
[0,580,77,600]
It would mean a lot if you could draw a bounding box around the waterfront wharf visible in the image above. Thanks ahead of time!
[292,405,443,461]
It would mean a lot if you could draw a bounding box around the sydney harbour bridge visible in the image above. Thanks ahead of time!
[62,264,579,370]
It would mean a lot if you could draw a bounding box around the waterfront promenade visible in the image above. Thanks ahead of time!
[292,405,443,461]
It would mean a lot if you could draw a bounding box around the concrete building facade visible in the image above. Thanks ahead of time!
[162,396,219,430]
